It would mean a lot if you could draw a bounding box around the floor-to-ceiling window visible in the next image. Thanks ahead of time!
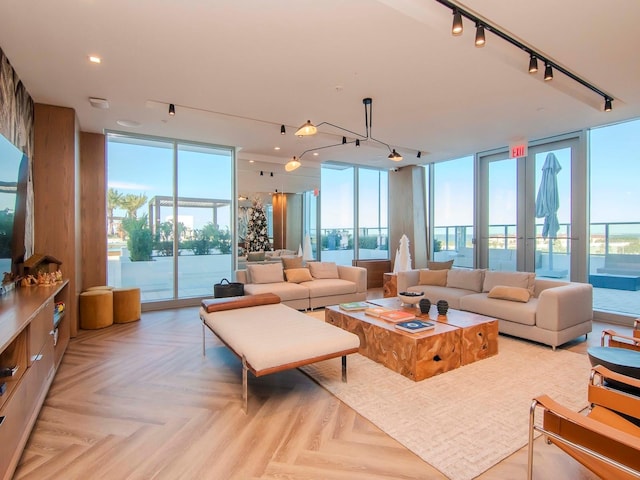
[320,164,355,265]
[589,118,640,316]
[107,133,234,305]
[357,168,388,259]
[432,156,474,267]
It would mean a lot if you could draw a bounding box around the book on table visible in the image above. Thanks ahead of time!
[395,320,435,333]
[379,310,416,323]
[339,301,370,311]
[364,306,393,318]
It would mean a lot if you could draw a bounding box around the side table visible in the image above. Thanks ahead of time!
[383,272,397,298]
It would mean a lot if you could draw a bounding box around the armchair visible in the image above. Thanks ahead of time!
[527,365,640,480]
[601,318,640,351]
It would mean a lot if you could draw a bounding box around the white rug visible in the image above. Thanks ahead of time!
[300,335,591,480]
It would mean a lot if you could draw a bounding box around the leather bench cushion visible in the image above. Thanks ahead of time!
[243,282,309,301]
[460,293,538,326]
[406,285,474,310]
[202,293,281,313]
[200,303,360,372]
[303,278,357,297]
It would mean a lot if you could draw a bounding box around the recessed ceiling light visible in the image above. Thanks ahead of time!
[88,97,109,109]
[313,152,319,156]
[274,147,281,150]
[88,55,101,64]
[116,120,142,128]
[249,160,255,163]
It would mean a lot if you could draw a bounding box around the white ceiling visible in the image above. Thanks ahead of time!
[1,0,638,174]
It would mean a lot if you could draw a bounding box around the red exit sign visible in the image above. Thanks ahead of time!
[509,142,528,158]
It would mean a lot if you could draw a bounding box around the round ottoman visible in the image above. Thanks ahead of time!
[80,290,113,329]
[113,287,141,324]
[85,285,114,291]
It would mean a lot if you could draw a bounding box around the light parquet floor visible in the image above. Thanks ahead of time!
[13,299,632,480]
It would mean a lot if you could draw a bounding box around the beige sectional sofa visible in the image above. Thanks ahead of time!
[397,268,593,349]
[235,260,367,310]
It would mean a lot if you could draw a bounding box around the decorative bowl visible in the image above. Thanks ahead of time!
[398,291,425,306]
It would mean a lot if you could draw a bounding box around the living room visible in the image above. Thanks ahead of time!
[1,1,640,479]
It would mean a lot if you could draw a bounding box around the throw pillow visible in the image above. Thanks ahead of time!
[446,268,485,292]
[418,269,448,286]
[285,268,313,283]
[482,271,535,295]
[281,255,303,270]
[487,285,531,303]
[307,261,340,279]
[247,251,265,262]
[427,259,454,270]
[246,262,284,284]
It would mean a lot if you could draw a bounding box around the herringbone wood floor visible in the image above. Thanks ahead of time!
[14,299,630,479]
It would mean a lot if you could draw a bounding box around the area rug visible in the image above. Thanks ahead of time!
[300,334,591,480]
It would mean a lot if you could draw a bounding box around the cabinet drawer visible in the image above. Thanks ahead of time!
[0,368,29,479]
[29,301,53,361]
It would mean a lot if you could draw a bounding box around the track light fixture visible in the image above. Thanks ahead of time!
[434,0,613,110]
[604,97,612,112]
[290,98,406,169]
[474,24,485,47]
[452,9,463,36]
[417,151,422,159]
[168,103,175,116]
[295,120,317,137]
[285,156,301,172]
[260,171,263,176]
[280,124,286,135]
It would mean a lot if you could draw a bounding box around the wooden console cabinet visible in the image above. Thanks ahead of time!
[0,281,69,480]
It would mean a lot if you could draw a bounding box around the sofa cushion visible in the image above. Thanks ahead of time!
[446,269,484,292]
[487,285,531,303]
[281,255,304,270]
[247,262,284,283]
[459,293,538,326]
[308,261,339,279]
[483,271,535,295]
[419,269,448,286]
[303,278,357,297]
[247,251,265,262]
[243,282,309,301]
[285,267,313,283]
[407,285,474,310]
[428,259,454,270]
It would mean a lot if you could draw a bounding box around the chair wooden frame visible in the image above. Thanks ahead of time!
[527,365,640,480]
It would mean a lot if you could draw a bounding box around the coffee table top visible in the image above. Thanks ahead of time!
[588,346,640,379]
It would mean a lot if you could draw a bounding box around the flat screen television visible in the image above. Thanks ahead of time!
[0,133,28,278]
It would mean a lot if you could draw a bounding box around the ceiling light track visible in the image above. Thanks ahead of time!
[435,0,614,111]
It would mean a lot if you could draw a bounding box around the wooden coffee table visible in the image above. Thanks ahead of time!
[325,298,498,381]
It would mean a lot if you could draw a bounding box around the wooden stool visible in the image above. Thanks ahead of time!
[80,290,113,329]
[113,287,141,324]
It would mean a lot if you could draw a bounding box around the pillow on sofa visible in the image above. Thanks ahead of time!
[487,285,531,303]
[419,269,448,286]
[447,268,484,292]
[281,255,303,270]
[427,259,454,270]
[285,268,313,283]
[307,261,339,279]
[247,262,284,283]
[483,271,535,295]
[247,251,265,262]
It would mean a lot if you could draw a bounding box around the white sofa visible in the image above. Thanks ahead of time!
[235,261,367,310]
[397,268,593,349]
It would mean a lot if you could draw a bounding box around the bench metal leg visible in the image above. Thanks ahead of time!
[202,322,205,356]
[342,355,347,382]
[242,356,248,414]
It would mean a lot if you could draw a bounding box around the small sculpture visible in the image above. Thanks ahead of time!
[419,298,431,314]
[437,300,449,316]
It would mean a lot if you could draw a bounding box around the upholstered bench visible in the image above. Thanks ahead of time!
[199,293,360,412]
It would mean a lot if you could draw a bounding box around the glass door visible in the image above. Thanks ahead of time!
[478,136,585,280]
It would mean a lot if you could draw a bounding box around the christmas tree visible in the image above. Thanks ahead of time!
[246,201,272,252]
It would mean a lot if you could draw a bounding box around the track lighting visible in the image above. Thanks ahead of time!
[295,120,317,137]
[452,9,463,36]
[280,124,286,135]
[604,98,612,112]
[388,149,403,161]
[260,171,263,176]
[270,172,274,177]
[528,55,538,74]
[544,63,553,81]
[342,136,347,145]
[417,151,422,159]
[285,156,301,172]
[475,24,485,47]
[355,139,360,147]
[168,103,175,116]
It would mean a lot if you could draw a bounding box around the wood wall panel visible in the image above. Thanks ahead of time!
[33,103,79,337]
[80,132,106,290]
